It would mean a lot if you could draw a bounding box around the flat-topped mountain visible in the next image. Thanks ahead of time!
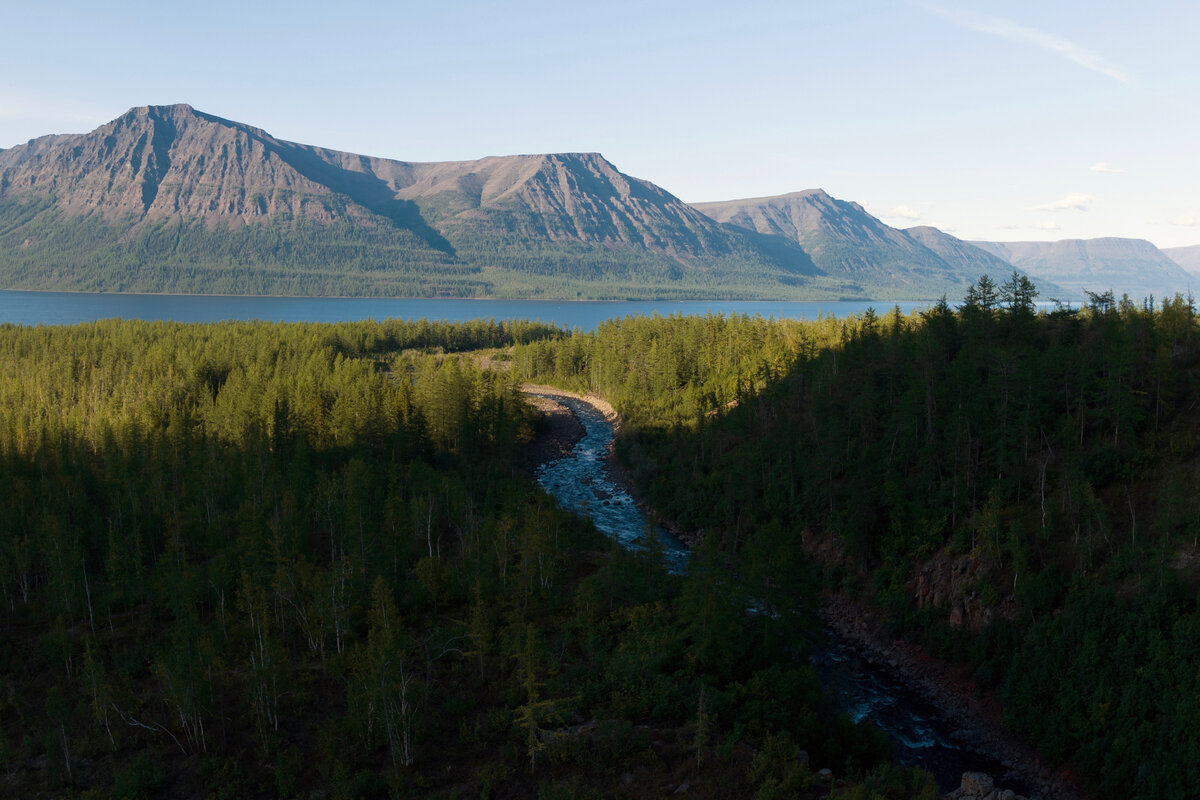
[692,190,1015,297]
[1163,244,1200,279]
[0,105,826,298]
[971,237,1193,300]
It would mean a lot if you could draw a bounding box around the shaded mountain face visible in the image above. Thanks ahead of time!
[0,105,821,298]
[1163,244,1200,278]
[902,226,1015,279]
[692,190,1004,297]
[971,238,1193,300]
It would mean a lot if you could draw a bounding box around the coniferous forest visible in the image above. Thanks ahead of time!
[0,317,918,799]
[515,276,1200,800]
[4,275,1200,799]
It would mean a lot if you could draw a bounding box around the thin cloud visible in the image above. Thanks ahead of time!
[1034,193,1093,212]
[1090,162,1125,173]
[1167,216,1200,227]
[919,4,1130,85]
[880,205,921,221]
[1033,222,1063,231]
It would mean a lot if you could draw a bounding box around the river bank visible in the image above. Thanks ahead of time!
[520,385,703,551]
[522,390,587,469]
[519,387,1081,800]
[820,595,1084,800]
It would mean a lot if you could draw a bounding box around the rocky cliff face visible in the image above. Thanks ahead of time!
[0,105,803,263]
[910,550,1016,631]
[0,105,357,225]
[394,151,753,258]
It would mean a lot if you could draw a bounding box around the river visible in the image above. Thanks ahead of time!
[531,391,1035,796]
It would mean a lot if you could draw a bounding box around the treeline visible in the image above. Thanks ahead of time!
[0,198,862,300]
[524,281,1200,799]
[0,203,490,297]
[512,312,843,426]
[0,318,922,799]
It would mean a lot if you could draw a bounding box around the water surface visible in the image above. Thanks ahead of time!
[533,396,689,573]
[0,290,928,329]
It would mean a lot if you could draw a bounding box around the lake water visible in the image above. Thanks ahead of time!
[0,290,930,329]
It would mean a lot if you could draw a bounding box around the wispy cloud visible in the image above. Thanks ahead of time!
[1034,193,1093,212]
[919,4,1130,85]
[1033,222,1062,231]
[880,205,921,221]
[1089,162,1125,173]
[1167,215,1200,227]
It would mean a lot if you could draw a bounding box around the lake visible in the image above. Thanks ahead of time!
[0,290,931,329]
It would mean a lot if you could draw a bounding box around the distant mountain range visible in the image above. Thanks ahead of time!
[692,191,1017,298]
[971,238,1195,302]
[1163,245,1200,282]
[0,104,1195,300]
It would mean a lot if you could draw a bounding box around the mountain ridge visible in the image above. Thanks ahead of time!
[9,103,1188,301]
[0,104,834,298]
[691,190,1022,296]
[970,237,1194,300]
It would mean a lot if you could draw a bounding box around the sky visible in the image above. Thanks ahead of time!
[2,0,1198,247]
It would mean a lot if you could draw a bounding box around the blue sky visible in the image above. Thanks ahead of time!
[3,0,1197,247]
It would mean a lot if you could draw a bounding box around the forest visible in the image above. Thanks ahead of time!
[514,275,1200,800]
[0,201,858,301]
[6,274,1200,799]
[0,317,925,799]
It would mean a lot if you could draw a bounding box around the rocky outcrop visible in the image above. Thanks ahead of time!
[943,771,1027,800]
[910,550,1017,630]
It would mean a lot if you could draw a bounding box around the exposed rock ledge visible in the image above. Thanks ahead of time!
[946,771,1028,800]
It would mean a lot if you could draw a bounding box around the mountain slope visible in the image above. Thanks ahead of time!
[971,238,1193,300]
[1163,244,1200,279]
[692,190,1004,298]
[900,225,1013,277]
[0,105,827,298]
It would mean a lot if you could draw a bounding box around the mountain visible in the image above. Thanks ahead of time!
[970,238,1193,301]
[901,225,1014,277]
[0,104,829,299]
[692,190,1014,298]
[1163,244,1200,279]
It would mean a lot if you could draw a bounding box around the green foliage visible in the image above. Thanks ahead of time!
[0,315,891,797]
[0,197,869,299]
[538,289,1200,800]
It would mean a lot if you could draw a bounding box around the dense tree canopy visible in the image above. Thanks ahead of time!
[522,283,1200,800]
[0,317,914,799]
